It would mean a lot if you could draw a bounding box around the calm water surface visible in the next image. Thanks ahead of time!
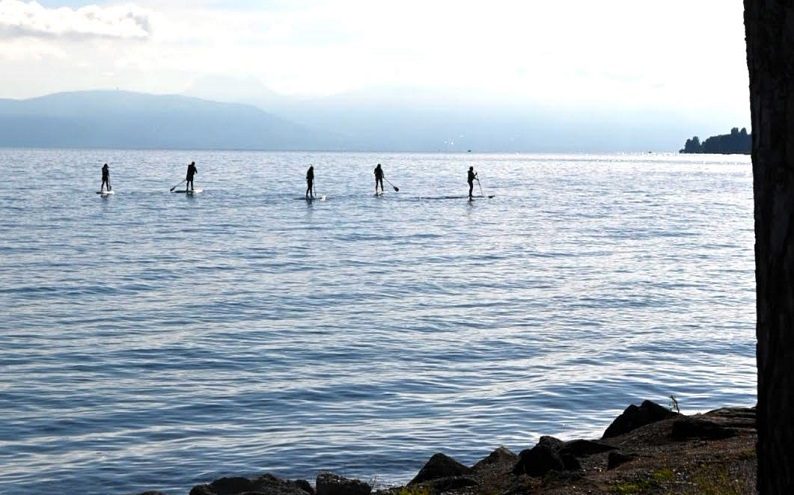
[0,150,755,494]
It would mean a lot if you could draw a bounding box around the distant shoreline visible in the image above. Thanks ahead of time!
[680,127,751,155]
[0,146,750,156]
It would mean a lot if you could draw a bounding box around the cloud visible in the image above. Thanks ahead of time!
[0,0,153,40]
[0,0,749,127]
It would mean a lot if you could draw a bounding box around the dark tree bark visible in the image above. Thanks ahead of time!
[745,1,794,492]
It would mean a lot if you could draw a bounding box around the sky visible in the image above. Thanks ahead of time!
[0,0,750,125]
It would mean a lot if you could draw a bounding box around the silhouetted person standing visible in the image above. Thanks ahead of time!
[374,163,384,194]
[306,165,314,199]
[186,161,197,191]
[101,163,111,192]
[467,166,477,200]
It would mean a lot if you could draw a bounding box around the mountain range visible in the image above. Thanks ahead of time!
[0,91,341,151]
[0,84,741,152]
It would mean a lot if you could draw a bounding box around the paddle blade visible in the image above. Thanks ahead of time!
[171,179,186,192]
[393,186,399,192]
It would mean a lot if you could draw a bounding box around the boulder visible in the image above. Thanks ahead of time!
[408,453,472,485]
[471,446,518,472]
[602,400,680,438]
[209,477,255,495]
[536,436,564,451]
[559,452,581,471]
[190,485,218,495]
[189,476,260,495]
[670,417,737,440]
[315,473,371,495]
[704,407,756,429]
[257,475,317,495]
[189,474,313,495]
[292,479,314,495]
[512,436,566,476]
[607,451,636,470]
[559,439,616,458]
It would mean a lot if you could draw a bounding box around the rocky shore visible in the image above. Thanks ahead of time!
[135,400,756,495]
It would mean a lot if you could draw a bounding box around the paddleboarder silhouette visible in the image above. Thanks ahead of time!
[186,161,197,191]
[374,163,384,194]
[101,163,111,192]
[467,166,476,200]
[306,165,315,199]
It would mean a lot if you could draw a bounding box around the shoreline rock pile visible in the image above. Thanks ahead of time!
[135,400,757,495]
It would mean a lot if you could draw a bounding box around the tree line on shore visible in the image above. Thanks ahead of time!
[680,127,751,154]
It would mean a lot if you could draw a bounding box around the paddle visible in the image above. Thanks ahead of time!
[170,179,186,192]
[476,176,495,199]
[385,177,400,192]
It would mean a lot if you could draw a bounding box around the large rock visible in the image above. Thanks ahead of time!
[408,453,472,485]
[190,477,253,495]
[559,452,581,471]
[262,475,317,495]
[315,473,371,495]
[704,407,756,429]
[210,477,255,495]
[512,436,566,477]
[602,400,680,438]
[292,479,314,495]
[189,486,215,495]
[472,446,518,472]
[670,418,737,440]
[559,439,616,458]
[189,473,313,495]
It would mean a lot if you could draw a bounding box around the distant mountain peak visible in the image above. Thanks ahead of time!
[0,90,344,151]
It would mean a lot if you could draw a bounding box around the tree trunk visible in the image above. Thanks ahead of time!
[744,1,794,492]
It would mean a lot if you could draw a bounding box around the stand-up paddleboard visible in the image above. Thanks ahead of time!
[298,195,327,201]
[96,190,115,195]
[173,188,204,194]
[418,195,494,200]
[374,192,385,197]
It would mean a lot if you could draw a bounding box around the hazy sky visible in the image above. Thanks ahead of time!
[0,0,749,123]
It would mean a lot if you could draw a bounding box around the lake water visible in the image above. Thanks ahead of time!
[0,150,756,495]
